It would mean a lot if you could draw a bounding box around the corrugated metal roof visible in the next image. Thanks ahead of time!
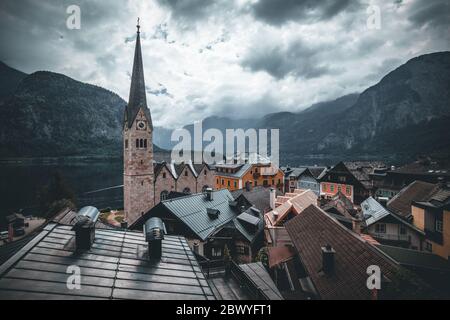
[162,189,237,241]
[0,224,215,300]
[361,197,391,226]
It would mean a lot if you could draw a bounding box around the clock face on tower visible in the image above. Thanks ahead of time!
[137,120,147,130]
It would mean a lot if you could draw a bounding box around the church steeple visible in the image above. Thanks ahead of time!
[125,18,152,129]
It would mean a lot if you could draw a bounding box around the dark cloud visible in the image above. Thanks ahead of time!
[146,84,174,98]
[408,0,450,29]
[156,0,224,21]
[241,40,330,79]
[250,0,358,26]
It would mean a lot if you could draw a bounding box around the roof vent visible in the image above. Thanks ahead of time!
[207,208,220,219]
[321,244,336,275]
[144,217,166,260]
[72,206,100,251]
[205,187,213,201]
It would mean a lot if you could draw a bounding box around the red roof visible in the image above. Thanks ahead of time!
[285,205,399,300]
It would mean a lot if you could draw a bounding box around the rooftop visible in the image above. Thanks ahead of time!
[285,205,400,300]
[231,186,283,213]
[387,181,441,218]
[0,223,215,300]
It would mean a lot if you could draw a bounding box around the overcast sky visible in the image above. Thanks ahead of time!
[0,0,448,128]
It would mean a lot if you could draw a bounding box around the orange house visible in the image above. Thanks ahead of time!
[215,162,284,192]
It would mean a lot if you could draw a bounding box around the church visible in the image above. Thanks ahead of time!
[123,21,215,225]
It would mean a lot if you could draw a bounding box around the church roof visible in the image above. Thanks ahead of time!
[124,23,152,129]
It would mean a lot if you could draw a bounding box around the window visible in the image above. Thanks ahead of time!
[330,184,335,192]
[272,179,275,185]
[425,242,432,253]
[136,139,139,148]
[125,139,128,149]
[144,139,147,148]
[234,181,237,188]
[375,223,386,233]
[183,187,191,194]
[436,220,443,233]
[162,172,166,179]
[337,185,342,193]
[322,183,327,192]
[227,180,230,187]
[160,190,169,201]
[212,247,222,257]
[263,180,268,186]
[254,181,258,187]
[216,178,219,184]
[221,179,224,185]
[139,139,144,148]
[184,170,188,176]
[339,176,346,183]
[255,168,258,173]
[141,181,144,186]
[204,170,207,176]
[399,225,407,235]
[346,185,351,195]
[235,245,249,255]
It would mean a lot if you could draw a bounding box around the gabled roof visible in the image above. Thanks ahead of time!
[0,224,215,300]
[231,186,283,213]
[343,161,385,189]
[131,189,239,241]
[361,197,391,226]
[124,27,152,129]
[265,189,317,227]
[215,163,252,178]
[361,197,424,234]
[285,205,400,300]
[232,207,264,244]
[387,181,438,218]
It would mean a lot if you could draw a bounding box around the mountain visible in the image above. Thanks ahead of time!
[0,64,166,158]
[257,51,450,164]
[0,61,27,99]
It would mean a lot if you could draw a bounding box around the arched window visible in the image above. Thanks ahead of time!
[144,139,147,148]
[160,190,169,201]
[202,185,209,193]
[183,187,191,194]
[139,139,144,148]
[136,139,139,148]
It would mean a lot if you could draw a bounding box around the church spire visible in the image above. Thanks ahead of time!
[125,18,152,128]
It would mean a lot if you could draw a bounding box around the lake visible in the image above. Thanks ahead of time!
[0,160,124,218]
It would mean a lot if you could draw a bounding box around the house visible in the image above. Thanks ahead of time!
[283,204,439,299]
[318,192,358,230]
[264,189,318,248]
[319,161,384,204]
[129,189,264,263]
[0,208,216,300]
[371,159,450,201]
[214,154,284,192]
[281,167,326,195]
[153,161,215,204]
[361,197,424,250]
[231,185,283,213]
[387,180,438,220]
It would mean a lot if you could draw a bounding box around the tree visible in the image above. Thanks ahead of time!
[36,170,76,219]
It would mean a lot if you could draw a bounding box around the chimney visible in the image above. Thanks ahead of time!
[352,214,362,235]
[205,187,213,201]
[321,244,336,275]
[269,188,276,210]
[121,221,128,229]
[144,217,166,260]
[72,206,100,251]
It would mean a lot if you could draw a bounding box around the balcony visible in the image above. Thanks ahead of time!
[371,233,410,243]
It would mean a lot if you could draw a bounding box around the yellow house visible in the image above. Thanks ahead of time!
[412,201,450,260]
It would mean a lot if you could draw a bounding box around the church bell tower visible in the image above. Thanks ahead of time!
[123,19,154,225]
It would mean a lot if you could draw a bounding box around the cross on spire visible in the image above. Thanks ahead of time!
[137,17,140,33]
